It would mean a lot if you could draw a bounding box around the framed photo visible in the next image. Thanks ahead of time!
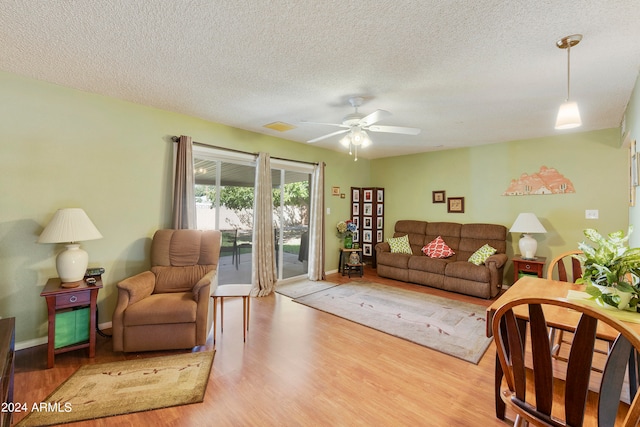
[352,203,359,216]
[364,189,373,202]
[352,231,359,242]
[352,217,359,227]
[363,203,373,216]
[363,230,372,243]
[376,217,383,229]
[364,217,372,229]
[447,197,465,213]
[332,186,340,196]
[363,244,372,257]
[376,204,383,216]
[377,189,384,202]
[352,188,360,202]
[376,230,383,242]
[432,190,446,203]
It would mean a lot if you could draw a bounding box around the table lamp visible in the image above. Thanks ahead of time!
[509,213,547,260]
[38,208,103,286]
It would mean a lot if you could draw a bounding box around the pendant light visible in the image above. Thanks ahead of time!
[555,34,583,130]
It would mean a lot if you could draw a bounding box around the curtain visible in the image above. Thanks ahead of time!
[308,162,325,280]
[251,152,277,296]
[172,135,196,229]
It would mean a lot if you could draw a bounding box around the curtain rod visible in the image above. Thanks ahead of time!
[171,136,318,166]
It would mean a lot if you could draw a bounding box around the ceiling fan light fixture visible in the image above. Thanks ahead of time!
[554,34,582,130]
[361,131,372,148]
[339,134,351,148]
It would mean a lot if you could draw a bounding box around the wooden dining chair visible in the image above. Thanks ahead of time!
[546,250,585,359]
[546,250,584,283]
[492,296,640,427]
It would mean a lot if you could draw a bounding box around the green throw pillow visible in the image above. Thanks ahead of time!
[468,244,497,265]
[387,235,412,254]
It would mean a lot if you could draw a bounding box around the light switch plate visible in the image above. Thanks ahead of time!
[585,209,599,219]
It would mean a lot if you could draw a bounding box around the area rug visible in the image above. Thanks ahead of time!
[276,279,338,299]
[294,282,491,364]
[16,350,215,426]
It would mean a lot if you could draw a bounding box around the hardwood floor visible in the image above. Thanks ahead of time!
[12,268,514,426]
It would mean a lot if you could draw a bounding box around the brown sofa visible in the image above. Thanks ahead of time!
[375,220,508,298]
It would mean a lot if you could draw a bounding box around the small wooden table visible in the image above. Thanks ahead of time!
[40,277,102,368]
[211,284,252,343]
[512,255,546,282]
[338,248,363,274]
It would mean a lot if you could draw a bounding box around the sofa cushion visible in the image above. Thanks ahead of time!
[468,244,497,265]
[422,236,455,258]
[458,223,507,260]
[445,261,491,282]
[408,255,449,275]
[377,251,411,269]
[387,235,412,254]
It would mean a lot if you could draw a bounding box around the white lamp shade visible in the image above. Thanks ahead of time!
[510,213,546,259]
[509,213,547,234]
[555,101,582,130]
[38,208,102,243]
[38,208,102,283]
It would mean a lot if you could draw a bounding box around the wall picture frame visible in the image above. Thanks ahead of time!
[432,190,446,203]
[364,189,373,202]
[332,186,340,196]
[447,197,465,213]
[363,243,372,256]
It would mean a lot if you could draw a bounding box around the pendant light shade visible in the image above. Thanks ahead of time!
[555,101,582,129]
[554,34,582,130]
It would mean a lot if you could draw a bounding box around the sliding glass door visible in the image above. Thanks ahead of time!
[193,149,256,285]
[193,146,314,283]
[271,165,312,280]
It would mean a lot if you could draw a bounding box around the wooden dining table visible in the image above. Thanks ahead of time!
[485,275,640,419]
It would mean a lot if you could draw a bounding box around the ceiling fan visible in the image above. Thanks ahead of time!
[303,97,421,160]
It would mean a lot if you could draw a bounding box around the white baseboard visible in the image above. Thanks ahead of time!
[16,320,113,351]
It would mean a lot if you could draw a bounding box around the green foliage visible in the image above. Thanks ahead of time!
[575,227,640,310]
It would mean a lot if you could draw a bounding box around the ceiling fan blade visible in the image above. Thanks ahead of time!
[358,109,391,127]
[367,125,421,135]
[307,129,349,143]
[300,120,348,128]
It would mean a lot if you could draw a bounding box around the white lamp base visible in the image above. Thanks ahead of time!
[519,234,538,260]
[56,244,88,283]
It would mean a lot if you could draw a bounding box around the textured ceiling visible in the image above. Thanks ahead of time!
[2,1,640,159]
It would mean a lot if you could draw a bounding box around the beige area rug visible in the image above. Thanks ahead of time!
[275,278,338,299]
[16,351,215,426]
[294,281,492,364]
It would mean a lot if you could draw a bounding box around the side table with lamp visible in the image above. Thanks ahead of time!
[37,208,103,367]
[509,212,547,283]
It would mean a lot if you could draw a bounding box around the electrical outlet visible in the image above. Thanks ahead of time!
[326,207,331,215]
[585,209,599,219]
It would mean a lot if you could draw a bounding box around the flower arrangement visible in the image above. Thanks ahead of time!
[576,227,640,311]
[336,220,357,238]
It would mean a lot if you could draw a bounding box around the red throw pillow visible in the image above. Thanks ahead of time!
[421,236,455,258]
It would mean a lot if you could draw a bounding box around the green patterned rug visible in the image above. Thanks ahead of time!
[16,351,214,426]
[294,282,491,364]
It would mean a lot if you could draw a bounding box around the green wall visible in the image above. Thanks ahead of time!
[0,71,367,345]
[625,72,640,248]
[371,128,629,281]
[0,69,634,347]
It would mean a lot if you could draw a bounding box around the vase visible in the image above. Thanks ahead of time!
[344,235,353,249]
[349,251,360,264]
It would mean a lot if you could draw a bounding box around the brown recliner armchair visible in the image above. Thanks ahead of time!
[112,229,221,352]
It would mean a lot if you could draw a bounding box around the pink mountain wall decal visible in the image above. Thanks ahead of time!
[503,166,575,196]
